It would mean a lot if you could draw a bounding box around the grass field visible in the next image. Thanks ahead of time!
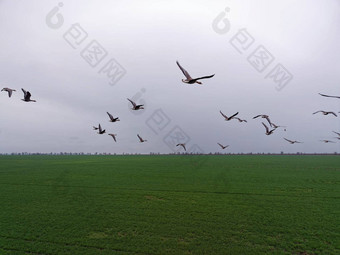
[0,155,339,255]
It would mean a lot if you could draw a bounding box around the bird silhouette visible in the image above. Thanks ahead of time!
[313,111,337,117]
[176,61,215,85]
[1,87,16,97]
[262,122,276,135]
[128,98,144,110]
[107,112,120,122]
[21,88,36,102]
[217,143,229,149]
[137,134,147,142]
[220,110,238,121]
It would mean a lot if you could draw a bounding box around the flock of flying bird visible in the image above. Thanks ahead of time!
[1,61,340,152]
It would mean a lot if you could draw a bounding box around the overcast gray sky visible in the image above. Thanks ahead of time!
[0,0,339,154]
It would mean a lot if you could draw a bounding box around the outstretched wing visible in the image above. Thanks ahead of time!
[219,110,228,119]
[229,112,239,119]
[329,112,338,117]
[262,122,269,133]
[194,74,215,81]
[107,112,114,121]
[127,98,136,108]
[312,111,322,115]
[21,88,27,98]
[137,134,142,142]
[284,138,292,143]
[253,115,262,119]
[319,93,340,99]
[176,61,192,80]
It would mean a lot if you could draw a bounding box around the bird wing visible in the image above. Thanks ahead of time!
[329,112,337,117]
[219,111,228,119]
[127,98,136,108]
[284,138,292,143]
[98,124,102,132]
[253,115,261,119]
[176,61,192,80]
[264,116,272,126]
[194,74,215,81]
[183,144,186,151]
[107,112,114,121]
[262,122,269,133]
[217,143,223,148]
[7,89,12,97]
[137,134,143,142]
[229,112,239,119]
[21,88,27,98]
[313,111,322,114]
[319,93,340,99]
[109,134,116,142]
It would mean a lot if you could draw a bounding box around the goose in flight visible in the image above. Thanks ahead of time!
[137,134,147,143]
[284,138,303,144]
[107,112,120,122]
[262,122,276,135]
[313,111,337,117]
[220,110,238,121]
[319,93,340,99]
[320,140,335,143]
[217,143,229,149]
[253,114,273,126]
[234,117,247,123]
[108,133,117,142]
[176,61,215,85]
[176,143,186,151]
[21,88,36,102]
[1,88,16,97]
[128,98,144,110]
[97,124,106,134]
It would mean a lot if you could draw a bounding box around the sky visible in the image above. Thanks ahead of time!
[0,0,340,154]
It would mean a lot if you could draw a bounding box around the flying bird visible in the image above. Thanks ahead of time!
[21,88,36,102]
[128,98,144,110]
[284,138,303,144]
[262,122,276,135]
[217,143,229,149]
[97,124,106,134]
[234,117,247,123]
[1,87,16,97]
[313,111,337,117]
[137,134,147,143]
[108,134,117,142]
[107,112,120,122]
[176,61,215,85]
[320,140,335,143]
[318,93,340,99]
[220,110,239,121]
[176,143,186,151]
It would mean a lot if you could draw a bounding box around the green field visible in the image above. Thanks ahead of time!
[0,155,339,255]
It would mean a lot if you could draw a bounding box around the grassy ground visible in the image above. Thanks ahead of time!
[0,155,339,254]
